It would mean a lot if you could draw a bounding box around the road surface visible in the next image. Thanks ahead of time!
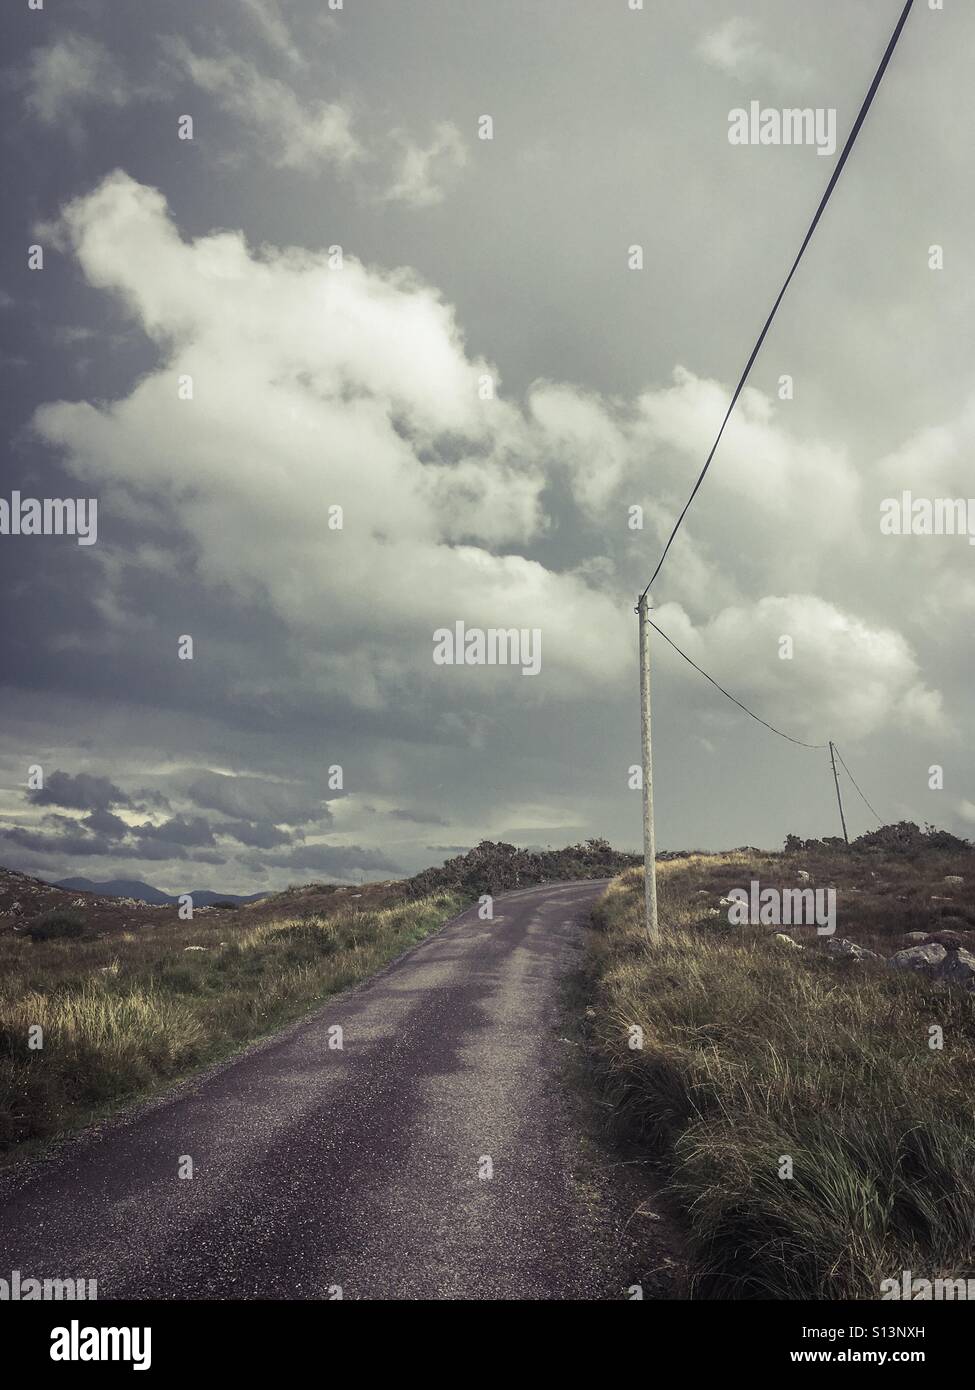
[0,879,664,1300]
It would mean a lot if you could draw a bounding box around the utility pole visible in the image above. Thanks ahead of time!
[829,740,849,845]
[637,593,660,938]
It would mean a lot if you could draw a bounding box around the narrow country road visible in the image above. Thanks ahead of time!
[0,879,654,1301]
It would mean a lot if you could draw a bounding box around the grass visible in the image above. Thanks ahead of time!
[0,888,466,1163]
[583,854,975,1299]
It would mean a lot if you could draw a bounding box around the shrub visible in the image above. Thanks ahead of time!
[26,908,86,942]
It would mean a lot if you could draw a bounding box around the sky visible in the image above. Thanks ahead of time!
[1,0,972,894]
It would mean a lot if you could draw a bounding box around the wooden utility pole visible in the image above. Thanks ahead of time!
[638,593,660,938]
[829,740,849,845]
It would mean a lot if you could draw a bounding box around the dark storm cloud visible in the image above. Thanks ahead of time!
[0,825,117,857]
[133,815,216,848]
[215,819,295,849]
[184,772,330,825]
[82,808,128,836]
[27,770,133,812]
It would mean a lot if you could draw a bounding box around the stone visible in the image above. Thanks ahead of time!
[888,942,948,973]
[939,947,975,991]
[772,931,803,949]
[825,937,882,963]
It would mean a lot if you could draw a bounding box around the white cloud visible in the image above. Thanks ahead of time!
[168,41,360,170]
[26,33,133,126]
[697,18,810,90]
[384,123,468,207]
[29,174,947,743]
[32,173,631,702]
[653,595,946,742]
[239,0,304,68]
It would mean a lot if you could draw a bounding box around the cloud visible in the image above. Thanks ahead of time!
[133,815,216,848]
[261,843,400,876]
[215,819,295,849]
[239,0,304,67]
[653,595,946,743]
[384,122,468,207]
[167,41,360,170]
[184,771,327,824]
[388,808,449,826]
[697,18,810,90]
[25,33,133,126]
[32,172,634,703]
[27,770,132,812]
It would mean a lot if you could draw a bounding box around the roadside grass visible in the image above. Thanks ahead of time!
[584,857,975,1299]
[0,889,465,1162]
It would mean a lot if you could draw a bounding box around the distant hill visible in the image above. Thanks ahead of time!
[53,877,268,907]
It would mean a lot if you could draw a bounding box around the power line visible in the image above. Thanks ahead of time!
[639,0,916,602]
[647,617,827,750]
[832,745,883,824]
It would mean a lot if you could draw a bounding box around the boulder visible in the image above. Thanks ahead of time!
[939,947,975,991]
[903,932,929,942]
[797,870,811,882]
[772,931,803,950]
[888,942,947,973]
[928,929,967,951]
[825,937,882,964]
[944,875,964,885]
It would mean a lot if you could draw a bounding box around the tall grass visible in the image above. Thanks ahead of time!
[584,861,975,1299]
[0,890,464,1161]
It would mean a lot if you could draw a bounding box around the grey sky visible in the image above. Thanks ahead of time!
[1,0,971,892]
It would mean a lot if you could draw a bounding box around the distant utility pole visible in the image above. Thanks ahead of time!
[829,740,849,845]
[637,593,660,938]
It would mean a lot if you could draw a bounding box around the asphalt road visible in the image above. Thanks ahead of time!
[0,879,659,1301]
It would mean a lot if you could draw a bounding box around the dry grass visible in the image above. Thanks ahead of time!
[584,855,975,1299]
[0,889,465,1162]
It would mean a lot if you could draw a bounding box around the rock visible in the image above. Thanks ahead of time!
[797,870,811,882]
[718,896,737,907]
[825,937,882,963]
[928,929,967,951]
[888,942,948,973]
[772,932,803,949]
[183,945,207,952]
[944,875,964,885]
[903,932,929,943]
[939,947,975,991]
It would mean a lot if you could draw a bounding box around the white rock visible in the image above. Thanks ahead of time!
[772,932,803,949]
[825,937,882,963]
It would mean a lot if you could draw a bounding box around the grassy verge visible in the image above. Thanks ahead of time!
[0,888,466,1163]
[584,856,975,1299]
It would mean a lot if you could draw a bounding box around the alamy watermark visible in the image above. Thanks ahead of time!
[880,491,975,545]
[1,1269,97,1300]
[726,880,836,936]
[728,102,836,156]
[881,1270,975,1300]
[433,621,541,676]
[0,491,97,545]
